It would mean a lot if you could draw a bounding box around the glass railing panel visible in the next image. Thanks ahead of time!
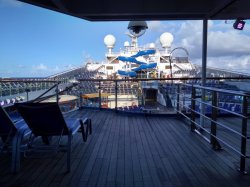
[116,80,141,112]
[0,81,56,107]
[78,80,100,108]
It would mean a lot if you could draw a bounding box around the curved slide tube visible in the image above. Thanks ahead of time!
[131,49,156,58]
[118,70,137,77]
[132,63,157,71]
[117,50,157,77]
[118,56,146,65]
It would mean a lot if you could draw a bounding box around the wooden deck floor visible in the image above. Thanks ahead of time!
[1,109,250,187]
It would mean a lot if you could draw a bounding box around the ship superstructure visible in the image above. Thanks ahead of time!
[99,21,196,79]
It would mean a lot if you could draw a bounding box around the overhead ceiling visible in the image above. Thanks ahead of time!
[18,0,250,21]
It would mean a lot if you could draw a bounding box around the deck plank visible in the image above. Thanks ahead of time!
[0,109,250,186]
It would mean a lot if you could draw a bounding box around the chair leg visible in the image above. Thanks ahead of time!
[87,118,92,135]
[11,135,18,173]
[79,119,86,142]
[67,135,72,172]
[13,131,25,173]
[15,133,24,173]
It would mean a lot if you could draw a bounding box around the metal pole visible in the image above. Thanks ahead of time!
[200,19,208,128]
[99,81,101,109]
[240,95,248,174]
[56,83,59,104]
[115,80,118,112]
[191,86,196,131]
[79,85,83,108]
[26,90,29,102]
[176,84,180,112]
[26,83,29,102]
[211,91,221,149]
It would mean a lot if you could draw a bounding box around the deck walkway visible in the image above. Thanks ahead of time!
[0,109,250,187]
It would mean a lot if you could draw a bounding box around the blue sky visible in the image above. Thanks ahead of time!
[1,0,250,77]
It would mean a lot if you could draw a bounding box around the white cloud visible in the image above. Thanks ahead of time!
[64,64,75,70]
[147,21,164,32]
[172,20,250,59]
[166,20,250,74]
[33,63,48,71]
[192,55,250,75]
[208,30,250,57]
[17,64,26,68]
[82,50,92,61]
[53,66,60,72]
[32,63,78,75]
[208,55,250,72]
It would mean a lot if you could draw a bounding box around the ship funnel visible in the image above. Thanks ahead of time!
[104,34,116,54]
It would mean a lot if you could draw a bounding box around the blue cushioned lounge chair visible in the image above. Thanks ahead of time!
[15,102,86,172]
[0,107,31,173]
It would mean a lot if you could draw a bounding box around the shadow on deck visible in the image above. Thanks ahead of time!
[0,109,250,186]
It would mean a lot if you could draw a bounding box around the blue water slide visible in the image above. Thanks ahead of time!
[132,63,157,71]
[118,56,146,65]
[117,70,137,77]
[117,50,157,77]
[131,49,156,57]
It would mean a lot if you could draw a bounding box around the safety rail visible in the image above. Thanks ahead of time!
[1,77,250,173]
[176,83,250,174]
[0,79,57,101]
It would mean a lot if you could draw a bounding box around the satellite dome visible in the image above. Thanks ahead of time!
[124,41,130,47]
[160,32,174,48]
[104,34,116,48]
[149,43,155,49]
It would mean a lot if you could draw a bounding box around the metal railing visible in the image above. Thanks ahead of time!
[176,83,250,174]
[1,77,250,173]
[0,79,57,102]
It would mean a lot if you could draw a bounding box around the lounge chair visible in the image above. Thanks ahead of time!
[0,106,31,173]
[15,102,88,172]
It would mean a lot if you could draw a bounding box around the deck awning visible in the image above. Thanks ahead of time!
[18,0,250,21]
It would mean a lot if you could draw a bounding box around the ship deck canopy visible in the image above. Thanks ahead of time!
[18,0,250,21]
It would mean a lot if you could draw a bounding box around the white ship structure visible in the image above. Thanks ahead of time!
[87,21,196,80]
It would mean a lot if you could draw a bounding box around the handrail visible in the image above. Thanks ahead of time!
[31,83,59,103]
[191,84,250,96]
[192,98,247,119]
[1,77,249,173]
[32,82,79,103]
[77,76,250,82]
[176,83,249,174]
[0,79,57,83]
